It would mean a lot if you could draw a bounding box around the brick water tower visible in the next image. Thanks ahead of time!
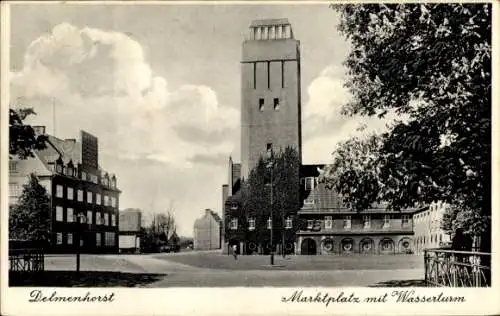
[240,18,302,179]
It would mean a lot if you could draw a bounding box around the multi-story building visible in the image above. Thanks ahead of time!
[413,201,451,254]
[193,209,222,250]
[9,127,121,254]
[221,18,427,255]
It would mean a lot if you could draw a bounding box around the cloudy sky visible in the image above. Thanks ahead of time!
[9,3,393,236]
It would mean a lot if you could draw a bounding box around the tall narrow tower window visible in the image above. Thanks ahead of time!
[281,61,285,88]
[253,62,257,89]
[267,61,270,89]
[273,98,280,111]
[266,143,273,153]
[259,98,264,111]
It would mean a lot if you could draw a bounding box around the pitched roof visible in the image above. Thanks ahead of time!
[300,164,325,177]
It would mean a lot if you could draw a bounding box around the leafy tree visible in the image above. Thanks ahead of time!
[9,173,51,242]
[143,210,177,248]
[324,4,491,250]
[9,108,47,159]
[241,146,301,253]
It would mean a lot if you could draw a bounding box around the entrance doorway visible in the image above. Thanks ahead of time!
[301,238,317,255]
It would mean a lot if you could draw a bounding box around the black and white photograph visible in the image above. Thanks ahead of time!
[1,1,497,315]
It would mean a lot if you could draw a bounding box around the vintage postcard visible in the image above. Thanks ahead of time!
[1,1,499,315]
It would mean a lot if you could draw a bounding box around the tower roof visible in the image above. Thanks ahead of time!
[250,18,290,27]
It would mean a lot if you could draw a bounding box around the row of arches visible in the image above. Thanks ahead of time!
[301,237,412,255]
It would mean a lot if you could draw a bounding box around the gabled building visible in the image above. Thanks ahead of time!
[9,127,121,254]
[193,209,222,250]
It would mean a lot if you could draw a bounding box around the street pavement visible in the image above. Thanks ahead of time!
[43,252,425,287]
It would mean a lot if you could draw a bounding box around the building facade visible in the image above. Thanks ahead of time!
[9,127,121,254]
[119,208,142,253]
[413,201,451,254]
[297,165,418,255]
[193,209,222,250]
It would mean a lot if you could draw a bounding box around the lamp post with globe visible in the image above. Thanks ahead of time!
[75,213,86,274]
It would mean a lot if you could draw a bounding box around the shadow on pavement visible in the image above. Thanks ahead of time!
[9,271,166,287]
[369,279,427,287]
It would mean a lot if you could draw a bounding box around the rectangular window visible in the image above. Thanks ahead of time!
[267,218,272,229]
[104,195,109,206]
[230,218,238,230]
[307,220,313,229]
[96,233,101,246]
[9,161,17,172]
[67,233,73,245]
[111,197,116,208]
[273,98,280,111]
[266,143,272,153]
[56,185,63,198]
[248,218,255,231]
[324,216,333,229]
[105,232,116,246]
[383,215,391,228]
[363,215,371,229]
[104,213,109,226]
[96,193,101,205]
[343,215,351,229]
[111,214,116,226]
[67,187,74,200]
[96,212,101,225]
[87,191,93,204]
[304,177,316,191]
[56,206,63,222]
[56,233,63,245]
[77,189,83,202]
[81,171,87,181]
[402,215,409,227]
[259,98,264,111]
[87,210,93,225]
[67,207,74,222]
[9,184,21,197]
[285,217,292,229]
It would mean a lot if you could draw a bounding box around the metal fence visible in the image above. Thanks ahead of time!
[424,248,491,287]
[9,248,45,273]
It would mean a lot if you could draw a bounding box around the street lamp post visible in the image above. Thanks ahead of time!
[270,162,274,265]
[266,148,275,266]
[75,213,86,274]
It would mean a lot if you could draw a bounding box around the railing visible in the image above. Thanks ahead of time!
[424,248,491,287]
[9,248,45,273]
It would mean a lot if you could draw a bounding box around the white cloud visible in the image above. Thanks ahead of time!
[11,22,238,168]
[10,23,238,236]
[302,64,402,164]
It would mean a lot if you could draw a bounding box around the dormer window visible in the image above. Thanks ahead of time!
[56,163,63,174]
